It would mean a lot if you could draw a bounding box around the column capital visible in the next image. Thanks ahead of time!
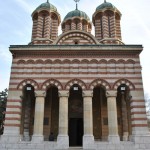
[83,91,93,97]
[106,90,117,98]
[59,91,69,97]
[35,91,46,97]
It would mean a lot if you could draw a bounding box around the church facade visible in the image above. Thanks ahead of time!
[0,0,150,150]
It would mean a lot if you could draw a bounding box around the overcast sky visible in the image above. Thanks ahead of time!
[0,0,150,97]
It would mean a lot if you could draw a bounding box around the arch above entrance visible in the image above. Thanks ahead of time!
[89,78,111,90]
[41,79,63,90]
[65,79,87,90]
[54,30,99,45]
[17,79,39,90]
[113,78,135,90]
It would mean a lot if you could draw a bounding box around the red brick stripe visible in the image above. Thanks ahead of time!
[130,100,145,103]
[7,105,22,109]
[5,117,20,121]
[130,105,145,109]
[131,118,147,121]
[4,124,20,127]
[10,76,142,80]
[5,111,21,115]
[7,99,22,103]
[11,71,141,75]
[131,111,146,115]
[131,124,148,127]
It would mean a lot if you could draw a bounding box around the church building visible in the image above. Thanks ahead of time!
[0,0,150,149]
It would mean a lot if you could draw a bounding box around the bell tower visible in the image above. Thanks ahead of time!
[30,0,61,44]
[92,0,123,44]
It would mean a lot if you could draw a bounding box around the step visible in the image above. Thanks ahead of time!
[68,147,83,150]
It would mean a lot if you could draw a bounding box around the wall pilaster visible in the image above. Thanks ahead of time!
[1,90,22,142]
[130,90,150,143]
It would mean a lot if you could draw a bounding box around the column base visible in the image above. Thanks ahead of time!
[108,135,120,143]
[56,135,69,149]
[32,135,44,143]
[123,132,129,141]
[83,135,94,149]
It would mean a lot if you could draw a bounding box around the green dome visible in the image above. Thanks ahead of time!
[96,2,116,11]
[35,2,57,12]
[64,9,90,21]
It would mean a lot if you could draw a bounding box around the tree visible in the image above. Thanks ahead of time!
[0,89,8,135]
[145,93,150,130]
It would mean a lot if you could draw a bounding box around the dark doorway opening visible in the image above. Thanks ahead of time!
[68,84,83,147]
[69,118,83,146]
[44,86,59,141]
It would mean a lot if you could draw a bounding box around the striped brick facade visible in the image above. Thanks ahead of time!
[1,1,150,150]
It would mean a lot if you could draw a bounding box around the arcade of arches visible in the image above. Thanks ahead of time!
[20,82,132,146]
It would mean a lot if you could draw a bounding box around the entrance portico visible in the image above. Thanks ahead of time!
[29,85,121,148]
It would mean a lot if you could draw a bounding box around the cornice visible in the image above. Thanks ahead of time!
[9,44,143,57]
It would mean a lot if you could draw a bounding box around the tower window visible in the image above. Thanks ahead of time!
[42,15,46,38]
[76,21,78,30]
[74,40,79,45]
[108,15,111,38]
[100,16,103,39]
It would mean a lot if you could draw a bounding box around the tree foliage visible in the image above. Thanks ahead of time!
[0,89,8,135]
[145,93,150,130]
[145,94,150,117]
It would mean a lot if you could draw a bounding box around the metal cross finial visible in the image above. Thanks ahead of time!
[47,0,49,3]
[74,0,80,10]
[104,0,106,3]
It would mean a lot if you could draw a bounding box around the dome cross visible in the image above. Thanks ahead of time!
[104,0,106,3]
[47,0,49,3]
[74,0,80,10]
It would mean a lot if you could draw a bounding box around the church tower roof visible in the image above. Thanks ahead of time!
[32,0,58,15]
[96,1,116,11]
[94,0,121,15]
[63,9,90,22]
[61,0,92,33]
[30,0,61,45]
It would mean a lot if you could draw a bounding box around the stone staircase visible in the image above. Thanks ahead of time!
[68,147,83,150]
[0,141,150,150]
[95,141,137,150]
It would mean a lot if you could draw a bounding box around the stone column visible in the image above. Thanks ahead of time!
[57,91,69,149]
[32,91,45,143]
[106,90,120,143]
[121,92,129,141]
[83,91,94,149]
